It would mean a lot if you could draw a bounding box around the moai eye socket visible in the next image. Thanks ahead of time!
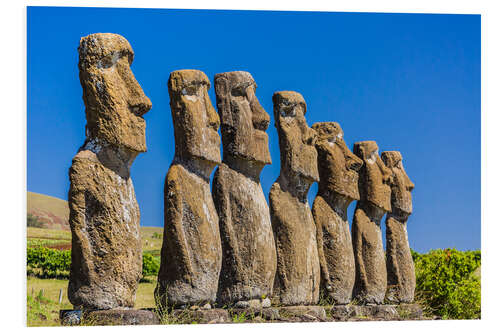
[181,85,199,96]
[231,85,247,97]
[279,102,296,117]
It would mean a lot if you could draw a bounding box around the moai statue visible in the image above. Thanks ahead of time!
[269,91,320,305]
[381,151,416,303]
[156,70,222,309]
[68,33,152,310]
[212,71,276,306]
[351,141,392,304]
[311,122,363,304]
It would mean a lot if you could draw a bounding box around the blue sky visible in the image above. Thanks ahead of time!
[27,7,480,253]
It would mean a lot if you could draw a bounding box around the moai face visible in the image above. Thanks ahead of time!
[273,91,319,183]
[312,122,363,201]
[168,70,221,165]
[78,33,152,153]
[381,151,415,215]
[353,141,392,212]
[214,71,272,166]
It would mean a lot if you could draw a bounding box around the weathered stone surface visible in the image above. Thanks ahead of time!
[156,70,222,308]
[68,33,152,310]
[352,141,392,304]
[212,71,276,305]
[382,151,416,303]
[171,309,230,324]
[83,309,160,326]
[269,91,320,305]
[311,122,363,304]
[279,306,327,321]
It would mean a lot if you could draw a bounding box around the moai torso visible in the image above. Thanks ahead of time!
[351,141,392,304]
[212,71,276,305]
[269,91,320,305]
[68,33,152,310]
[311,122,363,304]
[156,70,222,308]
[382,151,416,303]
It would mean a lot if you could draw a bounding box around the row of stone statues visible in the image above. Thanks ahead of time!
[68,33,415,311]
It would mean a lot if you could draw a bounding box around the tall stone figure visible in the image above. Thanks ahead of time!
[68,33,152,310]
[156,70,222,308]
[381,151,416,303]
[269,91,320,305]
[311,122,363,304]
[212,71,276,305]
[351,141,392,304]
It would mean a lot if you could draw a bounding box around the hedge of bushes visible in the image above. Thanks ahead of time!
[27,247,160,279]
[412,248,481,319]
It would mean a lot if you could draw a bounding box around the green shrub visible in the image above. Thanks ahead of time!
[27,246,161,279]
[142,253,160,276]
[27,214,46,228]
[27,247,71,279]
[413,248,481,319]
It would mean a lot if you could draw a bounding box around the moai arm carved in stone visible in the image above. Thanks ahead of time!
[311,122,363,305]
[156,70,222,308]
[381,151,416,303]
[212,71,276,306]
[68,33,152,310]
[351,141,392,304]
[269,91,320,305]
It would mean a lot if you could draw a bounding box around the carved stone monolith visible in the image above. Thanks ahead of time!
[381,151,416,303]
[212,71,276,306]
[269,91,320,305]
[156,70,222,308]
[68,33,152,310]
[311,122,363,304]
[351,141,392,304]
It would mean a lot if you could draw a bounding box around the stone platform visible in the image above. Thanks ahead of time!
[60,304,424,326]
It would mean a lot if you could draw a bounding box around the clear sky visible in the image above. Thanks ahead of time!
[27,7,480,253]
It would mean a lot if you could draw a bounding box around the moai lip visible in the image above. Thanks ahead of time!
[351,141,392,304]
[156,69,222,308]
[269,91,320,305]
[212,71,276,306]
[381,151,416,303]
[68,33,151,310]
[311,122,363,304]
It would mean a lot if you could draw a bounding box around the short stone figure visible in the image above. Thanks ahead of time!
[212,71,277,306]
[68,33,152,310]
[381,151,416,303]
[351,141,392,304]
[156,70,222,308]
[311,122,363,304]
[269,91,321,305]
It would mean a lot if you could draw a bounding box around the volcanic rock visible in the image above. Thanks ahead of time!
[68,33,152,310]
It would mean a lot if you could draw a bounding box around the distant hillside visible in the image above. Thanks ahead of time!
[27,192,70,230]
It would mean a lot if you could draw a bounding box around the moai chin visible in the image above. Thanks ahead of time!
[68,33,152,310]
[212,71,277,306]
[381,151,416,303]
[156,69,222,308]
[269,91,321,305]
[351,141,392,304]
[311,122,363,304]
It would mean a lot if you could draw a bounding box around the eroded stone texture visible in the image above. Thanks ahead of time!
[352,141,392,304]
[68,33,152,310]
[311,122,363,304]
[269,91,320,305]
[381,151,416,303]
[156,70,222,308]
[212,71,276,305]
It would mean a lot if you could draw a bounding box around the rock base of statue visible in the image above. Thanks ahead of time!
[60,304,424,325]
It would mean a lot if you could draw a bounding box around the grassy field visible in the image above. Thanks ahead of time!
[27,277,157,327]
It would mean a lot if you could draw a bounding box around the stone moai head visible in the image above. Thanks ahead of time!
[312,122,363,202]
[353,141,392,212]
[214,71,272,167]
[381,151,415,216]
[273,91,319,184]
[168,70,221,167]
[78,33,152,153]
